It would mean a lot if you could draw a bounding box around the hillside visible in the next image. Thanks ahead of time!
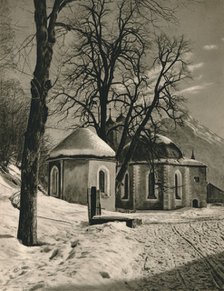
[161,115,224,190]
[1,166,224,290]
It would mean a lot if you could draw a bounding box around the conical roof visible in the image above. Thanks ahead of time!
[49,128,115,159]
[116,112,125,123]
[106,115,115,127]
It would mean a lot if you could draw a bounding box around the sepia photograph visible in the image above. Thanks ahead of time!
[0,0,224,290]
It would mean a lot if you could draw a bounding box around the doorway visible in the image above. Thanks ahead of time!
[192,199,199,208]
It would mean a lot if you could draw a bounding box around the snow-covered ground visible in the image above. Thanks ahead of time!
[1,166,224,290]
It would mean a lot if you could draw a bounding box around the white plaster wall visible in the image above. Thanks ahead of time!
[88,159,116,211]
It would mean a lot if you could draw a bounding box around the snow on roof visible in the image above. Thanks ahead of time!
[179,158,206,166]
[155,134,172,145]
[49,128,115,159]
[129,158,206,166]
[122,134,183,162]
[146,158,206,166]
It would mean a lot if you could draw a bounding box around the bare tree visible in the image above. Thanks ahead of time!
[116,34,189,187]
[53,0,187,140]
[0,0,14,71]
[0,1,28,167]
[16,0,192,246]
[53,0,150,141]
[52,0,190,188]
[0,79,28,166]
[17,0,77,246]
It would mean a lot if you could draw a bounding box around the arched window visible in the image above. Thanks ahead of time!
[147,172,157,199]
[175,170,182,199]
[99,170,106,193]
[97,167,110,196]
[50,166,59,197]
[122,173,129,200]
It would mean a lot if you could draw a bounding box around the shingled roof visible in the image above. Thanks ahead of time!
[49,128,115,159]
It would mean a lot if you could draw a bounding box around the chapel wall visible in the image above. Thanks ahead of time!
[63,159,89,204]
[116,165,135,210]
[134,164,164,210]
[89,159,116,211]
[188,166,207,207]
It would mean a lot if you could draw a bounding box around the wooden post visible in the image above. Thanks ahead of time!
[87,186,97,222]
[87,187,102,223]
[96,190,101,215]
[87,188,92,222]
[91,186,97,218]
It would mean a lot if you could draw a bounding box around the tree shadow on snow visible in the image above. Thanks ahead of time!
[45,251,224,291]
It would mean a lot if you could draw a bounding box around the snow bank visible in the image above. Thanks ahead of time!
[0,175,12,190]
[8,164,21,180]
[0,166,141,291]
[1,164,224,291]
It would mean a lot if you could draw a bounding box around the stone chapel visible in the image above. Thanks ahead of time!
[48,121,207,211]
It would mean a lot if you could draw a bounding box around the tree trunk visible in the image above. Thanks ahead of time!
[116,104,134,161]
[17,86,48,245]
[99,90,108,142]
[116,102,156,190]
[116,132,139,189]
[17,0,57,246]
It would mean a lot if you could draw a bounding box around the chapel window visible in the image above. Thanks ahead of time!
[147,172,157,199]
[194,176,200,183]
[122,173,129,200]
[51,166,59,197]
[175,170,182,199]
[99,170,106,193]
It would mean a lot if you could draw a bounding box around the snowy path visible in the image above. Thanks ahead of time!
[131,220,224,291]
[1,167,224,290]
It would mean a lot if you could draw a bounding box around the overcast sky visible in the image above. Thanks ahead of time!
[10,0,224,137]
